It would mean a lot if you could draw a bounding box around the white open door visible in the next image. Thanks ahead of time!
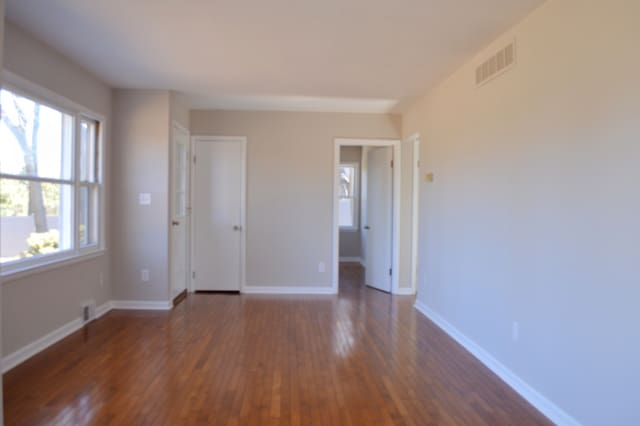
[364,146,393,292]
[170,123,190,299]
[192,137,245,291]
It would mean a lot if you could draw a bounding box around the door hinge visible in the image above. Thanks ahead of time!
[389,268,392,276]
[390,160,394,168]
[193,155,197,164]
[192,271,196,279]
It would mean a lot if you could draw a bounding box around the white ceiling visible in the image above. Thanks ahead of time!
[6,0,543,112]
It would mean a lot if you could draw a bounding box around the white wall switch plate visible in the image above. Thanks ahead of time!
[141,269,150,282]
[318,262,326,273]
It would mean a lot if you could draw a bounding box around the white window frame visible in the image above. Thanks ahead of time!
[0,72,106,278]
[76,115,104,254]
[338,162,359,231]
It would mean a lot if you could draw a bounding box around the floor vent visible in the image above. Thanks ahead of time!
[476,40,516,87]
[82,300,96,323]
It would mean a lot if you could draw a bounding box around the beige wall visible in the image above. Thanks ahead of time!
[3,257,110,355]
[170,91,190,130]
[3,22,110,116]
[191,111,401,288]
[111,90,171,302]
[2,22,112,357]
[339,146,362,259]
[402,0,640,424]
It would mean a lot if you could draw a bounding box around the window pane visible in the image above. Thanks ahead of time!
[80,118,99,182]
[79,185,99,247]
[0,89,74,180]
[339,198,354,228]
[339,166,355,198]
[1,178,73,263]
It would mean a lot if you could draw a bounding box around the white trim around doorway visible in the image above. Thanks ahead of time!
[406,133,420,295]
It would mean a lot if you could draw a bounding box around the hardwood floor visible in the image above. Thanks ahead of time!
[3,263,550,425]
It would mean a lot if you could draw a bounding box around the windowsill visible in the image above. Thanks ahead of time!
[1,248,107,283]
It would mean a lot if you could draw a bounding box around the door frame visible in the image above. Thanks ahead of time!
[406,133,420,295]
[189,135,247,293]
[333,138,401,294]
[169,121,191,300]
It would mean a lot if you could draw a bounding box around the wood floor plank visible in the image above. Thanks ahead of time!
[3,263,551,425]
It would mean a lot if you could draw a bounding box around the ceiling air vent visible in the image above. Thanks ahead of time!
[475,40,516,87]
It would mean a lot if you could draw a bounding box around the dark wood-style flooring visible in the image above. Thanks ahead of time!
[3,263,550,425]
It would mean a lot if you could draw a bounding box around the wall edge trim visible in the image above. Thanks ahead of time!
[111,300,173,310]
[339,257,362,263]
[242,286,336,295]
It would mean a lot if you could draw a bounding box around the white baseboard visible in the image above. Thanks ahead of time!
[339,257,362,263]
[96,300,113,317]
[2,301,112,373]
[394,287,415,295]
[2,298,173,373]
[414,300,580,426]
[242,286,336,295]
[111,300,173,310]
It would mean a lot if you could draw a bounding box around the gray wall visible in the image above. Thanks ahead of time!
[191,110,401,289]
[170,91,190,130]
[402,0,640,424]
[338,146,362,259]
[2,21,112,357]
[111,90,172,302]
[110,90,189,303]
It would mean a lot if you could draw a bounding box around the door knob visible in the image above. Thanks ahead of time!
[233,225,243,231]
[172,220,180,226]
[364,225,370,230]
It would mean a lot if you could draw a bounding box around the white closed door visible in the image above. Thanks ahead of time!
[170,124,189,298]
[193,138,245,291]
[365,147,393,293]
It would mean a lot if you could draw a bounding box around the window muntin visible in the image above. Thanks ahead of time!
[0,87,103,271]
[338,163,359,230]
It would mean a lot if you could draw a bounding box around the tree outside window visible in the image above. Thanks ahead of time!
[1,89,75,264]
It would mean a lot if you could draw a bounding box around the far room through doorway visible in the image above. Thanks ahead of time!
[333,137,420,296]
[334,138,401,294]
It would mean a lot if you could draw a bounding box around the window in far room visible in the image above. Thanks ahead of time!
[338,163,358,230]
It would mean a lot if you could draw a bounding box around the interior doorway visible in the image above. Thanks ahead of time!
[333,138,401,294]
